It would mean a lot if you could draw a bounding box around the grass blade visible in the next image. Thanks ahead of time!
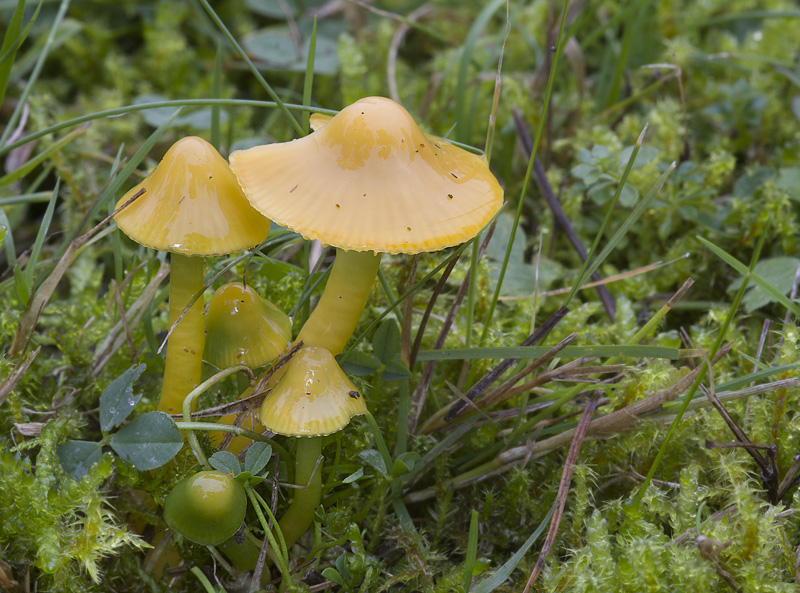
[0,125,86,189]
[0,0,43,108]
[697,235,800,317]
[473,501,555,593]
[302,17,317,135]
[454,0,505,144]
[0,0,70,148]
[196,0,303,136]
[23,179,59,299]
[464,510,480,591]
[416,344,680,361]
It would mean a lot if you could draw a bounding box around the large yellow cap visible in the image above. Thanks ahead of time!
[229,97,503,254]
[204,282,292,369]
[260,345,367,437]
[114,136,271,255]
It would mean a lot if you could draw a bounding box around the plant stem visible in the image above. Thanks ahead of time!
[160,254,206,414]
[278,437,322,548]
[297,250,382,355]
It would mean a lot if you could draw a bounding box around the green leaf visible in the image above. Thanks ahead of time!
[372,319,400,364]
[243,21,341,75]
[358,449,388,477]
[99,363,146,432]
[109,412,183,470]
[57,440,102,479]
[244,442,272,475]
[391,452,420,477]
[698,235,800,317]
[342,467,364,484]
[382,359,412,382]
[339,351,381,376]
[132,94,229,129]
[209,451,241,475]
[729,256,800,312]
[321,567,343,585]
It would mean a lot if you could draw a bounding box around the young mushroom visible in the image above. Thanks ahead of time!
[229,96,503,544]
[204,282,292,370]
[260,344,367,547]
[163,470,247,546]
[204,281,292,452]
[114,137,270,413]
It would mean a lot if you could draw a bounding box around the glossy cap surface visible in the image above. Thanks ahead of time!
[163,470,247,546]
[260,345,367,436]
[204,282,292,368]
[115,136,270,255]
[230,97,503,254]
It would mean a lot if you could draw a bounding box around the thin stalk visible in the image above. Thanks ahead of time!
[161,254,206,414]
[277,437,322,548]
[477,1,570,347]
[245,486,291,587]
[181,364,255,470]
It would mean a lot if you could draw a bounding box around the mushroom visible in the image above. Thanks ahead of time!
[204,282,292,370]
[163,470,247,546]
[229,96,504,355]
[204,281,291,453]
[114,137,270,413]
[229,96,503,544]
[260,344,367,546]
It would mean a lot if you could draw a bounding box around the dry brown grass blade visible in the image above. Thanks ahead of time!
[441,306,570,423]
[92,262,170,375]
[522,391,602,591]
[496,343,733,467]
[10,188,145,357]
[0,346,40,406]
[408,227,495,433]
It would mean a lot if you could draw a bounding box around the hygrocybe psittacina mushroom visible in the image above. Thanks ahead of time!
[229,96,504,545]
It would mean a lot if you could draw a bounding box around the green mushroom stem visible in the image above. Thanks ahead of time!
[296,249,381,356]
[277,437,322,549]
[160,253,206,414]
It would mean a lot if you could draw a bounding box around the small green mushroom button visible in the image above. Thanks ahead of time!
[163,470,246,546]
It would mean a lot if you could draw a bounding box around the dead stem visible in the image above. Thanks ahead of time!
[522,391,603,591]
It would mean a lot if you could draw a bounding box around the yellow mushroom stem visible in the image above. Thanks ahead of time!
[277,436,322,549]
[296,249,381,356]
[160,254,205,414]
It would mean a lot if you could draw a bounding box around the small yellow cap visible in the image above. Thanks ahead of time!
[115,136,270,255]
[260,345,367,437]
[204,282,292,369]
[230,97,503,254]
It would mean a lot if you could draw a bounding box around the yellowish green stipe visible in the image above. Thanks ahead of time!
[297,249,381,356]
[277,437,322,549]
[160,254,205,414]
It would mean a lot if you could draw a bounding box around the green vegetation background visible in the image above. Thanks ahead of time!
[3,0,800,591]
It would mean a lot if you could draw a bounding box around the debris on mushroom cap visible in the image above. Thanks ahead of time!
[260,345,367,437]
[114,136,271,256]
[230,97,504,255]
[204,282,292,369]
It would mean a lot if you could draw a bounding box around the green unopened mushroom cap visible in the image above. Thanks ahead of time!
[115,136,270,256]
[163,470,247,546]
[204,282,292,368]
[260,345,367,437]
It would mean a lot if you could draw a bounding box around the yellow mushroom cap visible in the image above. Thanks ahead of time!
[204,282,292,369]
[260,345,367,437]
[114,136,271,255]
[230,97,503,254]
